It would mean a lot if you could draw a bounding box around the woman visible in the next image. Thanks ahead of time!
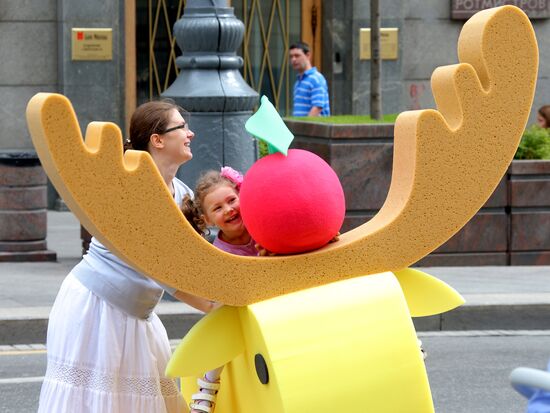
[38,100,214,413]
[537,105,550,129]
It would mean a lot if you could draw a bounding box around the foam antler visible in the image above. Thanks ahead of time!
[27,6,537,306]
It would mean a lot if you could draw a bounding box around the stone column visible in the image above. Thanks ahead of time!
[0,152,56,261]
[162,0,258,186]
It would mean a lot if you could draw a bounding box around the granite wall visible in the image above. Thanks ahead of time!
[56,1,126,131]
[0,0,127,260]
[1,0,126,209]
[0,0,126,155]
[321,0,550,126]
[0,0,58,150]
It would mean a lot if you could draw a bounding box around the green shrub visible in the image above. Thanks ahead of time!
[286,114,398,124]
[258,140,269,158]
[514,125,550,160]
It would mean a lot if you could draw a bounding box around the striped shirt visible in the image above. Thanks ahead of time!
[293,67,331,116]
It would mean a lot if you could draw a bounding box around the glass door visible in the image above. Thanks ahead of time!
[134,0,315,115]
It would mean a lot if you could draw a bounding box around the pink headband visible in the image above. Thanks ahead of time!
[220,166,244,190]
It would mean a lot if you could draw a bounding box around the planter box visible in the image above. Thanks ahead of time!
[286,119,549,266]
[0,152,56,262]
[509,160,550,265]
[419,177,508,266]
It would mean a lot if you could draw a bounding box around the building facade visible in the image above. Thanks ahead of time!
[1,0,549,207]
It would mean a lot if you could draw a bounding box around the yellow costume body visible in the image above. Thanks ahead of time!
[170,270,462,413]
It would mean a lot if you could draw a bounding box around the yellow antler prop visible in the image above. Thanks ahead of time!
[27,6,537,305]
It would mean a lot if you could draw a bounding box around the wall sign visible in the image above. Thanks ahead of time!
[71,28,113,61]
[451,0,549,19]
[359,28,399,60]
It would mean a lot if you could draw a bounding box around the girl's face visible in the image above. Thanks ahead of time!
[155,108,195,164]
[202,184,246,239]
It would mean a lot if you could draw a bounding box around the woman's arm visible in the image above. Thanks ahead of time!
[173,290,221,313]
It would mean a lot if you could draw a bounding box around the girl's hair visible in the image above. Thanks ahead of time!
[124,99,186,152]
[182,170,240,237]
[538,105,550,128]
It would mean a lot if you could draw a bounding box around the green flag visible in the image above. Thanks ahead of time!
[245,96,294,155]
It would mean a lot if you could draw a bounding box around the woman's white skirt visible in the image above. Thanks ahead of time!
[38,273,187,413]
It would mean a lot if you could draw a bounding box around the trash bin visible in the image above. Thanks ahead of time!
[0,151,56,261]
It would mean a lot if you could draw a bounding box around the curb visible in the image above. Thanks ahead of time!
[0,302,205,346]
[0,312,204,346]
[413,303,550,332]
[2,303,550,345]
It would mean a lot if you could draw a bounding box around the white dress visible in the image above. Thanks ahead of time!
[37,273,185,413]
[38,178,192,412]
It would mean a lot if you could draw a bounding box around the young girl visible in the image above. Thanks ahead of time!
[181,166,256,413]
[183,167,257,257]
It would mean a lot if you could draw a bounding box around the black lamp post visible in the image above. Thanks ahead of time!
[162,0,259,186]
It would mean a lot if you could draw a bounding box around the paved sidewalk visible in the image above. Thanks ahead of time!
[0,211,548,344]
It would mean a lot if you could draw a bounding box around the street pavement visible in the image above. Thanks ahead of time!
[0,211,549,345]
[3,331,550,412]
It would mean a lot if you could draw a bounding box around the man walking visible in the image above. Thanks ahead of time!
[289,42,330,117]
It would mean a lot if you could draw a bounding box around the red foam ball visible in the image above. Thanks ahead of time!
[240,149,345,254]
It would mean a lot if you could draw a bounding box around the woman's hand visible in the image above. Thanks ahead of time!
[256,234,340,256]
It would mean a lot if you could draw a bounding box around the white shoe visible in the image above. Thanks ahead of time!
[189,377,221,413]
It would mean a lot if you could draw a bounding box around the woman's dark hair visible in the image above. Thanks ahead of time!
[181,170,239,237]
[539,105,550,128]
[124,99,186,152]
